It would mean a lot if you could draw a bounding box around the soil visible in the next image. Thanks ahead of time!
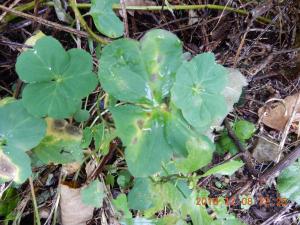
[0,0,300,224]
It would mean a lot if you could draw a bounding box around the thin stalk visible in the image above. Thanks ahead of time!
[68,0,109,44]
[3,1,272,24]
[29,177,41,225]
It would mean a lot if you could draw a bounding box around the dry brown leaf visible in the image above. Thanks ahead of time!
[258,93,300,132]
[60,184,94,225]
[62,162,81,175]
[252,136,280,162]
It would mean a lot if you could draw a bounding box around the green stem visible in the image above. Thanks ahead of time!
[29,177,41,225]
[3,1,272,24]
[68,0,109,44]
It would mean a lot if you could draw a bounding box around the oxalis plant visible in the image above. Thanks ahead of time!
[0,29,261,224]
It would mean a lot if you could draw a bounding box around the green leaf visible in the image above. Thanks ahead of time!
[0,100,46,183]
[81,124,114,155]
[117,170,132,189]
[99,29,182,104]
[233,120,256,140]
[174,136,214,174]
[140,29,182,101]
[165,109,193,157]
[0,188,19,217]
[171,53,228,131]
[81,127,93,148]
[99,39,151,105]
[122,218,158,225]
[81,180,105,208]
[128,178,153,210]
[180,190,214,225]
[111,105,172,177]
[200,160,244,177]
[277,160,300,204]
[216,132,239,155]
[53,0,73,23]
[74,109,90,122]
[0,100,46,152]
[128,177,187,214]
[90,0,123,38]
[210,198,245,225]
[32,118,83,164]
[208,68,247,133]
[112,193,132,219]
[16,36,98,119]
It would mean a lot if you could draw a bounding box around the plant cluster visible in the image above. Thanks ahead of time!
[2,28,297,224]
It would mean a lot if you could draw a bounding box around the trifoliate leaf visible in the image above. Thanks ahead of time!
[81,180,105,208]
[277,160,300,204]
[16,36,98,119]
[233,120,256,140]
[99,29,182,105]
[200,160,244,177]
[111,105,172,177]
[174,136,214,174]
[0,100,46,183]
[32,118,83,164]
[90,0,123,38]
[171,53,228,131]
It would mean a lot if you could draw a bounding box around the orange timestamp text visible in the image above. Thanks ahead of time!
[196,196,288,207]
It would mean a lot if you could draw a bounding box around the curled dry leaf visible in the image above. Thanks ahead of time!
[60,184,94,225]
[258,93,300,132]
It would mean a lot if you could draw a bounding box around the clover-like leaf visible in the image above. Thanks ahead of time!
[99,29,182,105]
[110,105,173,177]
[0,100,46,183]
[16,36,98,119]
[90,0,124,38]
[32,118,83,164]
[277,160,300,204]
[171,53,228,131]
